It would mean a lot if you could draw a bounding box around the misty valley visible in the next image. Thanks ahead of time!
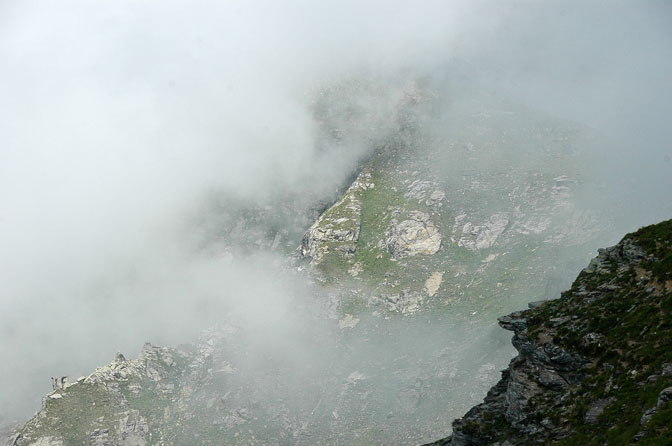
[2,2,672,446]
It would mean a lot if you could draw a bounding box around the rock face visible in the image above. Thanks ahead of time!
[453,213,509,251]
[424,219,672,445]
[425,272,444,297]
[386,211,442,258]
[405,179,445,209]
[12,344,178,446]
[297,169,372,264]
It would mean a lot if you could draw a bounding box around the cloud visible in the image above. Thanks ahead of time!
[1,0,671,427]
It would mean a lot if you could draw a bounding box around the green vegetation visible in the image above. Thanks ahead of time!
[437,220,672,446]
[19,383,124,444]
[486,219,672,445]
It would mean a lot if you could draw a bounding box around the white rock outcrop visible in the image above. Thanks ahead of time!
[386,211,441,258]
[453,213,509,251]
[404,179,445,208]
[424,272,444,297]
[338,314,360,329]
[297,170,373,264]
[372,290,424,314]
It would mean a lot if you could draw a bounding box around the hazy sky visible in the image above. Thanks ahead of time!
[1,0,671,425]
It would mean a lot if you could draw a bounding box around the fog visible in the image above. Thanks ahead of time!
[1,0,671,438]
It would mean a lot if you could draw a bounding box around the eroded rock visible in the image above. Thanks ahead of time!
[453,213,509,251]
[386,211,441,258]
[297,170,372,264]
[405,179,445,208]
[425,272,444,297]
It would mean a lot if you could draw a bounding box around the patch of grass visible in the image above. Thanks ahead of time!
[20,383,124,444]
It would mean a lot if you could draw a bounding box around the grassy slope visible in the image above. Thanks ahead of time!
[461,219,672,445]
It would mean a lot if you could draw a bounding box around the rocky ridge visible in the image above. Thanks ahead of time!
[9,344,195,446]
[297,168,373,264]
[425,219,672,445]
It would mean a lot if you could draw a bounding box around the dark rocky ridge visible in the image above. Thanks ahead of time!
[425,219,672,445]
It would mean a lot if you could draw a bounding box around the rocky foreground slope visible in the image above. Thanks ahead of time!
[425,219,672,445]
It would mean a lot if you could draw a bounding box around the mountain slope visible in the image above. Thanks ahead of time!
[7,77,631,446]
[425,219,672,445]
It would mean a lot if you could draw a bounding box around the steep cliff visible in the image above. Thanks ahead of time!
[425,219,672,445]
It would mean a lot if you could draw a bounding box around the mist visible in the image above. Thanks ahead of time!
[1,0,671,440]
